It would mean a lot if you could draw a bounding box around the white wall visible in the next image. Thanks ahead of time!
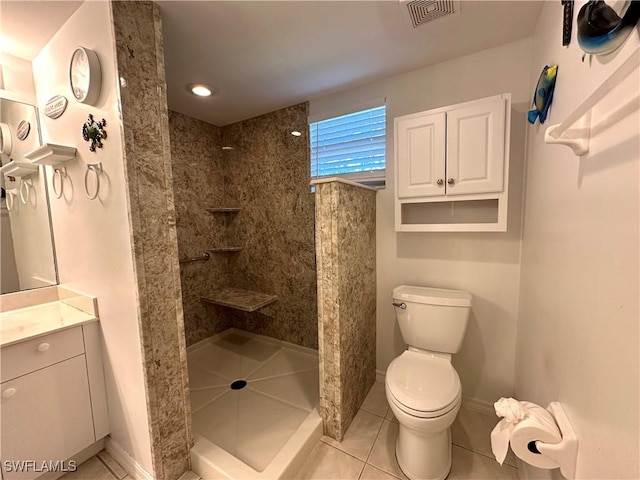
[516,2,639,479]
[0,53,36,104]
[32,1,154,472]
[310,37,533,405]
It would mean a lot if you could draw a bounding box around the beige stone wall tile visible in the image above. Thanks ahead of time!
[112,2,191,479]
[316,181,376,441]
[168,111,231,345]
[221,104,318,348]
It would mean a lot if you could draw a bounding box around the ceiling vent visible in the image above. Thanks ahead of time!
[400,0,459,28]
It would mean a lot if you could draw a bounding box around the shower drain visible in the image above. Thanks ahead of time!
[230,380,247,390]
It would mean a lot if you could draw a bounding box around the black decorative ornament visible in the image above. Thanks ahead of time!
[561,0,574,46]
[578,0,640,56]
[82,114,107,152]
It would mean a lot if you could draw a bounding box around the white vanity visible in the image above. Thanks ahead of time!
[1,287,108,480]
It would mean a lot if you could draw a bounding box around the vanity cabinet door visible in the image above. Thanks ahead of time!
[396,112,446,198]
[1,355,95,480]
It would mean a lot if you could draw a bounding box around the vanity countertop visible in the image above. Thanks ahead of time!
[0,301,97,348]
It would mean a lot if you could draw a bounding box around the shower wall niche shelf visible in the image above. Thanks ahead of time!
[207,207,241,213]
[25,143,77,166]
[209,247,243,253]
[1,162,38,178]
[544,48,639,156]
[202,287,278,312]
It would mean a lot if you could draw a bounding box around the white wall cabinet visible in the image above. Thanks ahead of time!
[1,323,108,480]
[395,94,511,232]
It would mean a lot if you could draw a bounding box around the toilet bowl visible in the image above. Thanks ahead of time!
[385,350,462,480]
[385,286,472,480]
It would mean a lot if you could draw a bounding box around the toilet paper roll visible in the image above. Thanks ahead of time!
[508,404,562,469]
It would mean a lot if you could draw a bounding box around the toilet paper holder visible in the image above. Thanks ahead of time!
[531,402,578,480]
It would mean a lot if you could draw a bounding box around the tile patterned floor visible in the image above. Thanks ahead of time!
[59,452,129,480]
[65,384,516,480]
[61,452,201,480]
[295,381,519,480]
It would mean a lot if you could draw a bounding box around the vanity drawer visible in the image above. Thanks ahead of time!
[1,327,85,382]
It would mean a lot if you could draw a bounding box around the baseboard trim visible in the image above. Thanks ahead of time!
[105,437,154,480]
[74,440,106,468]
[375,369,386,383]
[461,396,496,416]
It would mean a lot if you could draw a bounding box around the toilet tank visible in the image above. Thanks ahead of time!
[393,285,472,354]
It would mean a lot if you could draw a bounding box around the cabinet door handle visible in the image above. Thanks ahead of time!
[2,388,16,399]
[37,342,50,352]
[436,179,444,186]
[447,178,455,185]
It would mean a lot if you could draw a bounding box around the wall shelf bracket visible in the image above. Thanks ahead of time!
[1,162,38,178]
[544,111,591,156]
[25,143,77,166]
[544,48,639,157]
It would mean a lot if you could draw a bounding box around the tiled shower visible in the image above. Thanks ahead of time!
[168,103,317,348]
[168,103,322,476]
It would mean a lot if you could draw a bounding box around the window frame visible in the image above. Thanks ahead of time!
[309,99,387,188]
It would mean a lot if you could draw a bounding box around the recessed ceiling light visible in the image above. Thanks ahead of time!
[221,146,234,150]
[291,131,302,136]
[189,84,213,97]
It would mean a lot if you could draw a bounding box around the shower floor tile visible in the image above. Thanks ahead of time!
[188,363,229,389]
[187,328,320,473]
[248,348,318,379]
[192,388,309,472]
[188,332,280,380]
[249,369,320,411]
[190,386,228,412]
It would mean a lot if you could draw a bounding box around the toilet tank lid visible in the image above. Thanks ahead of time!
[393,285,472,307]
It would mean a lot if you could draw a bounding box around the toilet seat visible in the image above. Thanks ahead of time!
[386,350,461,419]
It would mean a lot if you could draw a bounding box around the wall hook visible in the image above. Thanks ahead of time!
[85,162,102,200]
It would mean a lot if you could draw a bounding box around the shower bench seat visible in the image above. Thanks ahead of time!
[201,287,278,312]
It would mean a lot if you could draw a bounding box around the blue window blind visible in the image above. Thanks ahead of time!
[309,105,386,185]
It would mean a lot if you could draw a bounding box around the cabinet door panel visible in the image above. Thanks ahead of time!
[446,97,505,195]
[1,356,95,480]
[397,112,446,198]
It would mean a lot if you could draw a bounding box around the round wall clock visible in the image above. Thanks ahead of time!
[69,47,102,105]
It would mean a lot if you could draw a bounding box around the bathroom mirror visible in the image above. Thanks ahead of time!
[1,97,58,294]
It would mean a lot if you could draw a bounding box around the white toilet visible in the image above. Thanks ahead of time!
[385,285,472,480]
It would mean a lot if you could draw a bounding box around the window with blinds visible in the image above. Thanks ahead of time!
[309,105,386,186]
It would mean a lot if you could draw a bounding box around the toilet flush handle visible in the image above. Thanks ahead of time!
[392,302,406,309]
